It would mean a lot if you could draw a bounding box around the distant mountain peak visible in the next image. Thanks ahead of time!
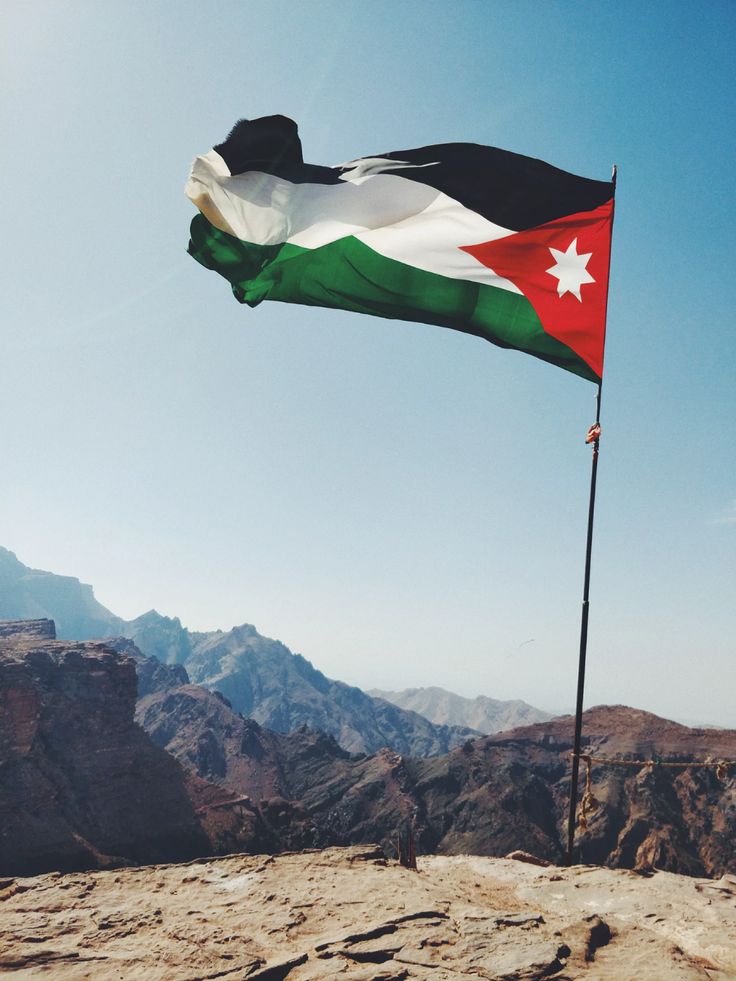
[0,548,122,640]
[368,685,552,734]
[229,623,258,636]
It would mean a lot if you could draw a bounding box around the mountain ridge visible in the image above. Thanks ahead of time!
[136,662,736,876]
[2,617,734,880]
[0,548,483,756]
[370,684,552,733]
[0,547,123,640]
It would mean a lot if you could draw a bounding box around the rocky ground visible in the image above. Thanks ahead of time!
[1,846,735,980]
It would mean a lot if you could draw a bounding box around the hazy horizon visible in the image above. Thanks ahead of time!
[3,541,734,731]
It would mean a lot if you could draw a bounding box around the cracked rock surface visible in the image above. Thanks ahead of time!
[1,846,735,979]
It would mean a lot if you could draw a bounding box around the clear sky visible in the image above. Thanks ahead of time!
[2,0,734,726]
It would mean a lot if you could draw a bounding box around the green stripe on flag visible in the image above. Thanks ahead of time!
[189,214,597,382]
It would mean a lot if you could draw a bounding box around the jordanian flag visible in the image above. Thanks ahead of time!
[186,116,614,382]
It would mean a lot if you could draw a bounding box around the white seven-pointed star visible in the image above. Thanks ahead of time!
[546,238,595,302]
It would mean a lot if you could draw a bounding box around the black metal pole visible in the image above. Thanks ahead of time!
[566,164,616,866]
[566,384,602,865]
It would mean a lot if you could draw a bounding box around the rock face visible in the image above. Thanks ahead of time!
[489,706,736,876]
[1,846,735,980]
[0,618,56,641]
[137,683,314,800]
[370,684,552,733]
[0,624,230,875]
[137,681,424,852]
[105,636,190,698]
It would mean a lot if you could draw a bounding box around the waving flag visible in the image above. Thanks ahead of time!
[186,116,614,381]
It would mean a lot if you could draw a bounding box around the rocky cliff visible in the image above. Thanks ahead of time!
[0,622,268,875]
[0,618,56,641]
[477,706,736,875]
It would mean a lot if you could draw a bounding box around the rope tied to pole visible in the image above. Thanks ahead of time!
[585,422,601,444]
[569,752,733,830]
[577,754,598,830]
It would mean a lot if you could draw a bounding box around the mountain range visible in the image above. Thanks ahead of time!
[0,546,548,754]
[6,549,731,880]
[3,618,734,880]
[133,645,736,875]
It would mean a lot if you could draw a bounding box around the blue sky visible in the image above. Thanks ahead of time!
[1,0,734,725]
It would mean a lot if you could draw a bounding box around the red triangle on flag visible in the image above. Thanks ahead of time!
[461,200,614,379]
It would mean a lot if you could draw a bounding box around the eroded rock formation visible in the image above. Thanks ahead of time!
[0,622,250,875]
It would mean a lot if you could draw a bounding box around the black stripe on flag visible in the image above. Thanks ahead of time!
[365,143,614,231]
[215,115,342,186]
[215,116,614,231]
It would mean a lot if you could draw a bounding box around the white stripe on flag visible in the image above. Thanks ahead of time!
[186,150,520,294]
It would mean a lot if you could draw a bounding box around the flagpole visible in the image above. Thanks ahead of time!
[566,381,602,865]
[566,164,616,866]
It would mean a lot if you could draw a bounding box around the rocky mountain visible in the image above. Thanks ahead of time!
[179,621,479,755]
[117,613,481,756]
[3,551,734,881]
[137,673,736,877]
[480,707,736,875]
[0,547,122,640]
[105,635,190,698]
[0,548,479,756]
[3,616,734,881]
[370,684,552,733]
[123,609,195,665]
[137,686,352,850]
